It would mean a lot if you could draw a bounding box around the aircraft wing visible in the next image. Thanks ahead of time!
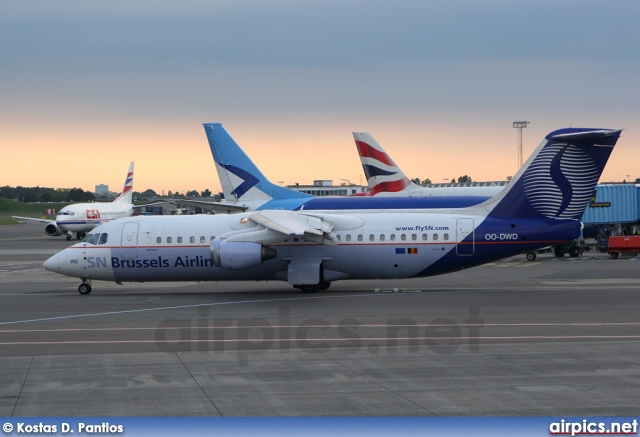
[135,200,176,208]
[252,210,335,237]
[177,199,248,214]
[12,216,55,225]
[220,210,339,245]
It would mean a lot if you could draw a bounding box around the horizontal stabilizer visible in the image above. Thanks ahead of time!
[551,129,621,143]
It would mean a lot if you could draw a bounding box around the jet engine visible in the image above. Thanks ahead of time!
[210,239,277,270]
[44,223,64,236]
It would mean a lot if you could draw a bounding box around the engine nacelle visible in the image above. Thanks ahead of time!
[44,223,64,236]
[210,239,277,270]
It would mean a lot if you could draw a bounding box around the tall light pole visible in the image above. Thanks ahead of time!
[513,121,530,170]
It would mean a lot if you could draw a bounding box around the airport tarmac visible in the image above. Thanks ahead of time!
[1,224,640,416]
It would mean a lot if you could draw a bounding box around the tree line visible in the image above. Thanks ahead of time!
[410,175,473,185]
[0,186,95,203]
[0,186,217,203]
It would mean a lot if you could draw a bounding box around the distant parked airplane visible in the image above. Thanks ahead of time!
[352,131,504,197]
[13,162,135,240]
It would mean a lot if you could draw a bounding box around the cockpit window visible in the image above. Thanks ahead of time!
[58,211,70,216]
[87,234,101,245]
[81,233,108,245]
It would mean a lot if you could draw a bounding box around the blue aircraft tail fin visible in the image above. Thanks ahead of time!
[203,123,312,202]
[483,128,621,220]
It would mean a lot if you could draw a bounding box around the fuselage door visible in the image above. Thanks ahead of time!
[456,218,474,256]
[121,222,139,260]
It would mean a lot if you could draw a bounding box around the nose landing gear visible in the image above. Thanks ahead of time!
[78,279,92,295]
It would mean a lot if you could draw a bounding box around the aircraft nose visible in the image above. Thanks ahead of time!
[43,254,62,272]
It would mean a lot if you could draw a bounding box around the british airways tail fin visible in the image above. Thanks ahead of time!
[352,132,421,196]
[480,128,621,219]
[113,162,134,204]
[203,123,311,202]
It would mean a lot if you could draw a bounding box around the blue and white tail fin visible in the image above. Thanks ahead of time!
[352,132,421,196]
[203,123,311,202]
[113,162,134,204]
[480,128,621,219]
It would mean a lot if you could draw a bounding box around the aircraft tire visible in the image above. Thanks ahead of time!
[526,252,536,261]
[78,283,92,295]
[569,246,580,258]
[553,246,565,258]
[66,235,71,241]
[319,281,331,290]
[297,284,319,293]
[610,252,619,259]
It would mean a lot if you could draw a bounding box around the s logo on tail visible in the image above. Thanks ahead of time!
[523,143,600,219]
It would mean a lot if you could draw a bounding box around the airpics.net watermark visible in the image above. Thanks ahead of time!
[154,305,484,364]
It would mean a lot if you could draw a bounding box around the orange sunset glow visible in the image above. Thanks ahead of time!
[2,116,636,196]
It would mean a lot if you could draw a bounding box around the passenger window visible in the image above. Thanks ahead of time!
[369,234,375,241]
[444,233,449,241]
[177,237,183,243]
[346,234,351,242]
[380,234,385,241]
[411,234,417,241]
[390,234,396,241]
[99,233,108,245]
[200,236,205,243]
[422,234,428,241]
[156,237,162,244]
[401,234,406,241]
[167,237,172,244]
[190,236,195,243]
[210,236,215,241]
[357,234,363,241]
[433,234,438,241]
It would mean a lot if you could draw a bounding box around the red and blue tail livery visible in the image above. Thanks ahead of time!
[353,132,413,195]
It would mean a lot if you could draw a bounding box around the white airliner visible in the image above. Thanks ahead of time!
[43,128,620,294]
[352,131,505,197]
[13,162,135,240]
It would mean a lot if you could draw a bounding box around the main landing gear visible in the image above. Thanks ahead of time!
[78,279,92,295]
[65,232,85,241]
[294,282,331,293]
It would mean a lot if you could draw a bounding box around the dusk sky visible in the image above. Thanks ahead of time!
[2,1,639,194]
